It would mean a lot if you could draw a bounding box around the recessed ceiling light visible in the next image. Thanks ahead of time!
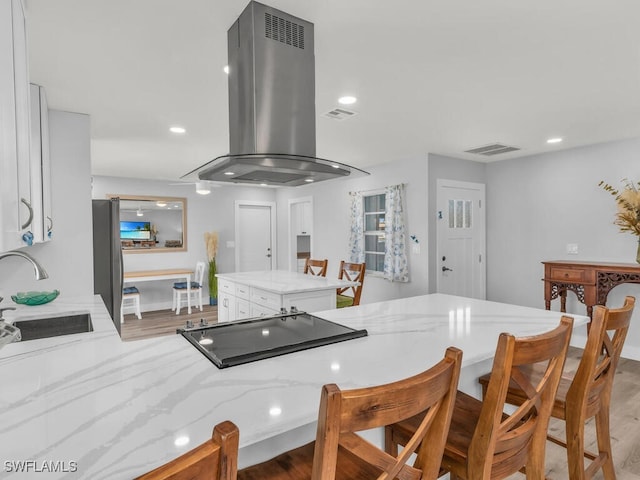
[169,126,186,134]
[338,95,357,105]
[304,178,314,183]
[156,201,167,207]
[136,208,143,217]
[547,137,563,144]
[223,65,230,74]
[260,183,268,187]
[224,171,235,176]
[331,164,340,169]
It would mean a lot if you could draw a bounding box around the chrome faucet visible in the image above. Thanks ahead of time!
[0,250,49,280]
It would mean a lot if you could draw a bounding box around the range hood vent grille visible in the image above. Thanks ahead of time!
[265,12,305,49]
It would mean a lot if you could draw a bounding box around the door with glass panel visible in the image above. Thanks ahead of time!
[436,180,486,299]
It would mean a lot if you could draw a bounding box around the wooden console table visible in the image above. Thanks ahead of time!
[543,260,640,316]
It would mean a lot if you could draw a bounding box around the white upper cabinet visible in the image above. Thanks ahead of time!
[0,0,52,252]
[0,0,30,252]
[293,201,312,236]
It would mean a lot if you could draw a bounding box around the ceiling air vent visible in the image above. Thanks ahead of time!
[464,143,521,156]
[265,12,305,49]
[323,108,358,121]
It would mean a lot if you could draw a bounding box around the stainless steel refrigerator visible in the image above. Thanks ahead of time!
[92,198,123,334]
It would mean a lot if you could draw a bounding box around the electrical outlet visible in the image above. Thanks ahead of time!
[566,243,578,255]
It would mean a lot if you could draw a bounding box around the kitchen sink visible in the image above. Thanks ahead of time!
[14,313,93,341]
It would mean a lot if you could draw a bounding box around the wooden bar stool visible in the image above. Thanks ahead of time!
[386,316,574,480]
[135,421,239,480]
[238,347,463,480]
[304,258,328,277]
[336,261,365,308]
[478,296,635,480]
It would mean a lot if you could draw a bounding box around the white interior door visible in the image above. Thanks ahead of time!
[235,201,276,272]
[436,179,486,299]
[288,197,313,272]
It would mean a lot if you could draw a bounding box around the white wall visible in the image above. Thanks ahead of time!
[486,137,640,360]
[275,157,430,304]
[0,110,93,300]
[91,176,276,311]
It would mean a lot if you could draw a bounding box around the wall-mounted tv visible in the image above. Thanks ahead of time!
[120,221,151,240]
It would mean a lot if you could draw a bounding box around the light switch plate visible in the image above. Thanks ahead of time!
[226,240,235,248]
[412,243,421,254]
[566,243,578,255]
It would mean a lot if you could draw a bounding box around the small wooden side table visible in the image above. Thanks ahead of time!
[543,260,640,317]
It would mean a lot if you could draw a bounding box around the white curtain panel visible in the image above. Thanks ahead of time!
[383,184,409,282]
[348,191,365,263]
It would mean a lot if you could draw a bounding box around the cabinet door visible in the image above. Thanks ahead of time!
[218,292,236,323]
[12,0,32,244]
[29,84,52,243]
[0,0,28,252]
[293,201,313,235]
[250,303,278,318]
[235,299,251,320]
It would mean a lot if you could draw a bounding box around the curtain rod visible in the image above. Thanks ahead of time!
[350,183,406,195]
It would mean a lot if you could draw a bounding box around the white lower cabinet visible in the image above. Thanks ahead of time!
[216,276,335,323]
[217,291,235,324]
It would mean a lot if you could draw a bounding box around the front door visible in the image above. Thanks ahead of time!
[436,179,486,299]
[235,201,276,272]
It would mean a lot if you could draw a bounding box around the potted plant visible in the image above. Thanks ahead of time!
[205,231,219,305]
[599,179,640,263]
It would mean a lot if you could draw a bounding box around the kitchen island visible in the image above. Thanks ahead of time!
[0,294,587,479]
[216,270,359,322]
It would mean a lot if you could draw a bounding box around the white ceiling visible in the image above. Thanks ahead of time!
[24,0,640,182]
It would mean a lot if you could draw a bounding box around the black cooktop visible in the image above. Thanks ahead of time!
[178,311,367,368]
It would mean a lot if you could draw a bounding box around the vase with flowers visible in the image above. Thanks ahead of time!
[205,231,219,305]
[599,179,640,263]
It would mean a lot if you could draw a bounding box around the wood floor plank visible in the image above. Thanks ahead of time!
[121,305,219,341]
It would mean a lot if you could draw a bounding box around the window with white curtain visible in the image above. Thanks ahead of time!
[363,191,386,273]
[349,184,409,282]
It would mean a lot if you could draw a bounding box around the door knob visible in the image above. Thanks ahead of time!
[442,266,453,272]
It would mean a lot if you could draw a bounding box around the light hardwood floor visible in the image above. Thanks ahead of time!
[120,312,640,479]
[509,349,640,480]
[120,304,219,341]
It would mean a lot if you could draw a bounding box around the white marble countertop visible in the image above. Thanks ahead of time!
[0,293,588,479]
[216,270,358,294]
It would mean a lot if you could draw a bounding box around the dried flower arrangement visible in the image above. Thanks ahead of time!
[204,232,219,302]
[599,179,640,263]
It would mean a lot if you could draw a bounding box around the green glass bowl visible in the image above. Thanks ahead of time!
[11,289,60,306]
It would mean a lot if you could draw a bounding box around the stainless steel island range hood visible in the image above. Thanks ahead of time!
[183,1,368,186]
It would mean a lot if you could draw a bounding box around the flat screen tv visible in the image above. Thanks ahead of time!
[120,221,151,240]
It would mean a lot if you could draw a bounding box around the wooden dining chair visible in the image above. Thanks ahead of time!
[238,347,463,480]
[336,261,365,308]
[478,296,635,480]
[304,258,328,277]
[386,316,574,480]
[135,421,239,480]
